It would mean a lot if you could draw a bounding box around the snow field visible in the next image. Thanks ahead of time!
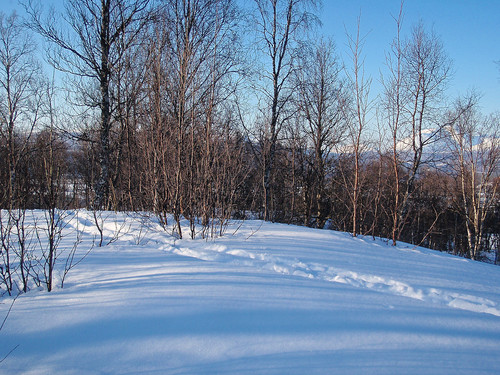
[0,211,499,374]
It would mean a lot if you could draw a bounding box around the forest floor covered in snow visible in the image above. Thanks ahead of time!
[1,211,499,374]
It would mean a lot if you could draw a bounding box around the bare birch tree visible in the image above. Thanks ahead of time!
[143,0,241,238]
[383,3,450,245]
[447,97,500,260]
[25,0,152,209]
[0,12,44,294]
[252,0,318,221]
[295,38,345,228]
[344,15,371,237]
[382,3,404,246]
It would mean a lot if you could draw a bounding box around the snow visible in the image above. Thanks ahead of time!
[1,211,500,374]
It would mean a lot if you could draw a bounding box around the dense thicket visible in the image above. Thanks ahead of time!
[0,0,499,295]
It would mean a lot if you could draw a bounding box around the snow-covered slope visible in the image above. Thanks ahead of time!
[1,212,500,374]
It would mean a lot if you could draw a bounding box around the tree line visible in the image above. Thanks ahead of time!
[1,0,499,295]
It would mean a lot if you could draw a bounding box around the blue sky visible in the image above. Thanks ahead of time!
[321,0,500,114]
[1,0,499,114]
